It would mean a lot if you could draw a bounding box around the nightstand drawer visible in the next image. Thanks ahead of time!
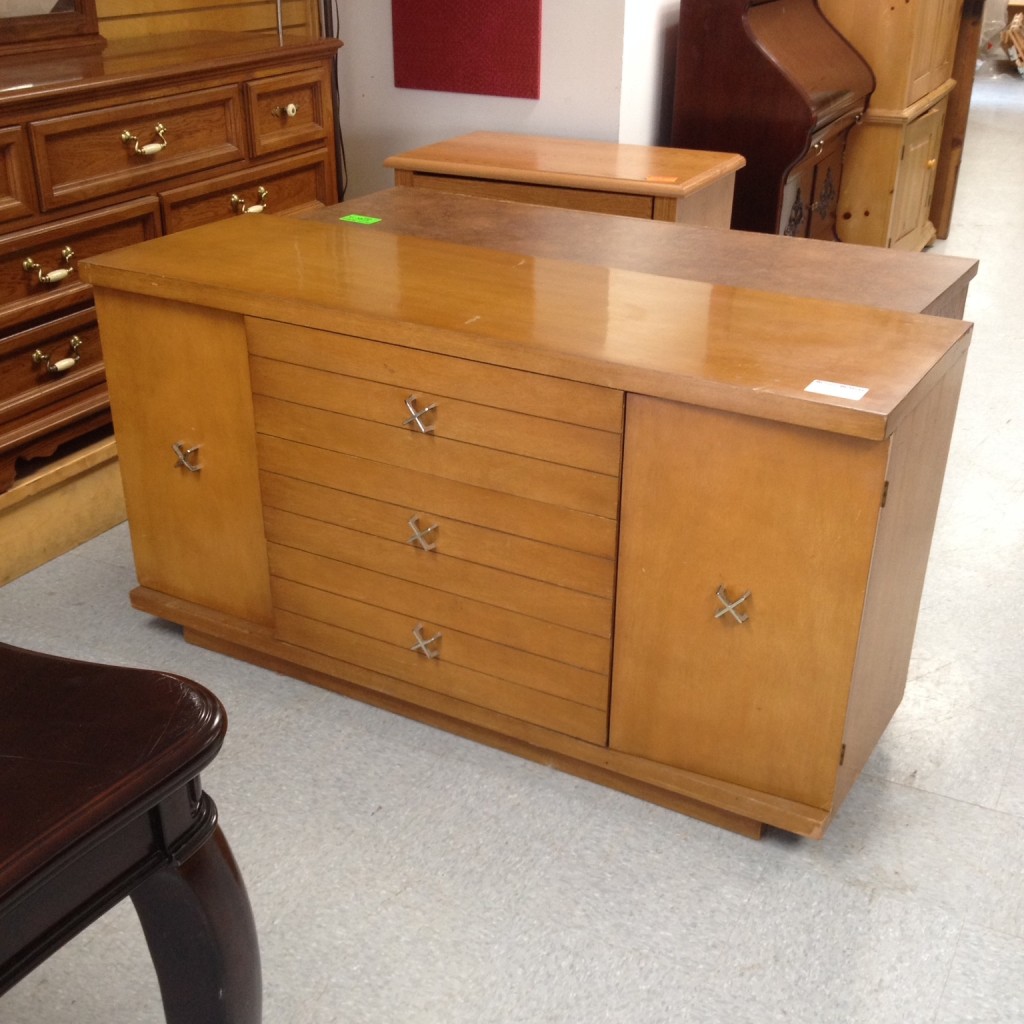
[0,126,36,226]
[30,85,246,210]
[246,68,332,158]
[0,308,102,428]
[0,197,161,334]
[161,149,333,233]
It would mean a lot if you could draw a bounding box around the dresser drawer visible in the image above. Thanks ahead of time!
[246,68,332,159]
[255,394,620,518]
[263,504,614,639]
[247,319,624,433]
[0,126,36,227]
[30,86,246,211]
[273,584,609,744]
[260,470,616,598]
[161,150,333,234]
[257,433,618,559]
[0,197,161,334]
[0,307,102,429]
[269,546,610,691]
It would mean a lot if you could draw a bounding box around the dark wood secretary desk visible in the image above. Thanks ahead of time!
[671,0,874,240]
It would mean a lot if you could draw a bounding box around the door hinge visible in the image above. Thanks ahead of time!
[881,480,889,507]
[840,743,847,766]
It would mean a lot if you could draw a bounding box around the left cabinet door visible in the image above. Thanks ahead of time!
[609,395,890,810]
[93,288,273,625]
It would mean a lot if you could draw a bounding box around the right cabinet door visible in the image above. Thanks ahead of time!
[609,395,889,809]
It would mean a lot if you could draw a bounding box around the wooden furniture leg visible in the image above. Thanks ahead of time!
[132,827,262,1024]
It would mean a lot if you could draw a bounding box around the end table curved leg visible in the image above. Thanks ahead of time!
[130,825,261,1024]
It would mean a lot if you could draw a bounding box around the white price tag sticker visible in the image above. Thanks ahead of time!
[805,379,869,401]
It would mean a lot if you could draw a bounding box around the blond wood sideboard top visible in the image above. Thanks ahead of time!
[81,213,971,442]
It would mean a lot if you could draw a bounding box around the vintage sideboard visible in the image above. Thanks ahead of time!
[82,209,973,839]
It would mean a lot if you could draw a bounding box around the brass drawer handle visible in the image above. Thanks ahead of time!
[171,441,202,473]
[230,186,269,214]
[715,585,751,624]
[410,624,442,659]
[403,395,437,433]
[33,334,82,375]
[271,102,299,118]
[121,122,168,157]
[23,245,75,285]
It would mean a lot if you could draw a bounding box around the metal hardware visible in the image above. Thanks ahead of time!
[121,123,168,156]
[810,167,838,219]
[23,246,75,285]
[230,186,269,214]
[171,441,202,473]
[881,480,890,508]
[715,585,751,624]
[403,395,437,433]
[410,624,442,659]
[271,102,299,118]
[33,334,81,374]
[407,515,439,552]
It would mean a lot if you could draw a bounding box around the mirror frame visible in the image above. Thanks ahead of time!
[0,0,102,56]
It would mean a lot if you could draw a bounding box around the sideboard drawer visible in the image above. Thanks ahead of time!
[161,150,333,233]
[246,68,332,159]
[30,86,246,211]
[0,307,102,429]
[0,126,36,226]
[0,197,161,334]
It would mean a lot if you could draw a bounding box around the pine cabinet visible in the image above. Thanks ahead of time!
[83,210,973,840]
[818,0,964,248]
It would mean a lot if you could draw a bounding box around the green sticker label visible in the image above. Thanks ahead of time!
[339,214,382,225]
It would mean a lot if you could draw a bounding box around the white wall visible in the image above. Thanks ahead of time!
[618,0,679,146]
[334,0,639,198]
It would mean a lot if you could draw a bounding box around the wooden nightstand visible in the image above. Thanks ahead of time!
[384,131,745,227]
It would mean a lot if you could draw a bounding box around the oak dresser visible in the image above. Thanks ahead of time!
[0,30,341,494]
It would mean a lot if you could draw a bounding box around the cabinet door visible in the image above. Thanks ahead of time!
[609,396,889,808]
[908,0,962,103]
[93,289,273,625]
[890,99,946,250]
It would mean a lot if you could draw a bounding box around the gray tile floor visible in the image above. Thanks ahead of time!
[2,66,1023,1024]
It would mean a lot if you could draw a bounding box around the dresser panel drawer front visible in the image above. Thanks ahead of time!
[251,354,622,475]
[265,505,614,640]
[258,435,617,558]
[254,395,620,519]
[274,601,608,744]
[31,86,246,210]
[270,558,610,704]
[247,319,625,434]
[161,150,332,234]
[247,68,332,158]
[0,126,37,226]
[261,470,615,599]
[0,307,102,428]
[0,198,161,333]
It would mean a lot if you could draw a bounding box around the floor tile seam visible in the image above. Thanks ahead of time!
[859,767,1024,823]
[930,918,967,1024]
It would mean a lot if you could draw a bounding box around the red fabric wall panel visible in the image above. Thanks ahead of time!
[391,0,542,99]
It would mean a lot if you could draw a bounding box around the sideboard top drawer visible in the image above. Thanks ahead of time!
[247,68,331,159]
[0,197,160,333]
[30,85,247,211]
[0,126,37,227]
